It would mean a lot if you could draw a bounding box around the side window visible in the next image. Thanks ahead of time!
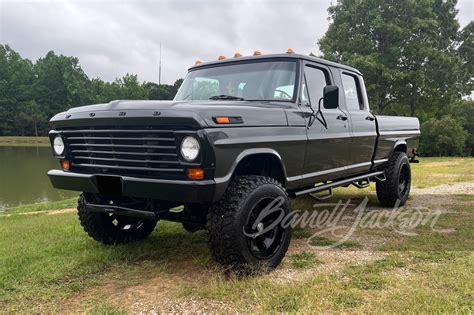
[303,66,328,107]
[341,73,363,110]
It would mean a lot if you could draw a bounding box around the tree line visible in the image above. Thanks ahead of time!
[0,45,183,137]
[0,0,472,156]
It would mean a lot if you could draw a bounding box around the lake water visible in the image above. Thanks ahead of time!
[0,146,76,211]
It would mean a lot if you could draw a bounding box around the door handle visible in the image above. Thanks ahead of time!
[365,116,375,121]
[337,115,348,121]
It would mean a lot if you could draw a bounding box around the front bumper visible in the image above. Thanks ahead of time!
[48,170,218,203]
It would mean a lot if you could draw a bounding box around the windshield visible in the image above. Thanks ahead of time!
[174,61,297,102]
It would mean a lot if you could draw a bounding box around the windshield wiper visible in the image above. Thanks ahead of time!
[209,94,245,101]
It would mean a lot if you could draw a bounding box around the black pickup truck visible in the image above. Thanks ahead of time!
[48,53,420,271]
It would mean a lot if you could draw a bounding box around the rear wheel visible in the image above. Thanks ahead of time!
[376,151,411,207]
[207,176,292,273]
[77,194,158,245]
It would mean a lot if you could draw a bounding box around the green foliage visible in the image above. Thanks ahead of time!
[0,44,183,137]
[420,115,468,156]
[319,0,472,117]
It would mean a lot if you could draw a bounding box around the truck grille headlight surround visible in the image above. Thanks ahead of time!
[53,135,65,155]
[180,136,200,161]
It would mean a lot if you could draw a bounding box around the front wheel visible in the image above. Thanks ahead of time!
[207,176,292,273]
[376,151,412,207]
[77,194,158,245]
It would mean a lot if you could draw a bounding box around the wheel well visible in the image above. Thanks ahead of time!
[394,143,407,153]
[233,154,285,185]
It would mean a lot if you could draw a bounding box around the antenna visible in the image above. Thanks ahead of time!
[158,43,162,85]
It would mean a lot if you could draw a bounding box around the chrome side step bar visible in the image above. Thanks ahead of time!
[291,171,385,198]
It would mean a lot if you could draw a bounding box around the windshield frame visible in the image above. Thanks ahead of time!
[175,58,301,104]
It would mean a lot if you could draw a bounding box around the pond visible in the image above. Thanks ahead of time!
[0,146,76,211]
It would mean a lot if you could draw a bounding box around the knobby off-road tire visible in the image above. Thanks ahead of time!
[77,194,158,245]
[207,176,292,273]
[376,151,412,207]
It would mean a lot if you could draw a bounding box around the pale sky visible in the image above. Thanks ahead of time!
[1,0,472,84]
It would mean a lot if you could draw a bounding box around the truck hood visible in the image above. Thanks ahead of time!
[50,100,290,129]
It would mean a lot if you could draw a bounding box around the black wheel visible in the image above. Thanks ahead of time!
[376,151,412,207]
[207,176,292,273]
[77,194,158,245]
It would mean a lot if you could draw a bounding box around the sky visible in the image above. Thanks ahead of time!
[0,0,473,85]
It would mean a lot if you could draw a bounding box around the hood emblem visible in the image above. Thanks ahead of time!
[119,112,126,116]
[153,111,161,116]
[89,113,96,117]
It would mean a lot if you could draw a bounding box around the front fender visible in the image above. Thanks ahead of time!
[212,148,287,202]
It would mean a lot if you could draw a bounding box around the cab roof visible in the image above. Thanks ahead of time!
[188,53,362,76]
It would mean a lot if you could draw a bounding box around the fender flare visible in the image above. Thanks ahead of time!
[212,148,288,201]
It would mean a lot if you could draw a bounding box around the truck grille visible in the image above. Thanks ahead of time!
[59,126,185,180]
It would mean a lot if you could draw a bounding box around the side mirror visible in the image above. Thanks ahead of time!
[323,85,339,109]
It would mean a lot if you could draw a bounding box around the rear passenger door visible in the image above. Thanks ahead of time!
[300,64,352,183]
[340,71,377,175]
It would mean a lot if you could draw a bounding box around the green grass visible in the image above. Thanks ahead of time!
[310,236,361,249]
[0,157,472,312]
[0,136,50,147]
[2,197,77,215]
[0,213,208,312]
[411,157,474,188]
[288,251,318,269]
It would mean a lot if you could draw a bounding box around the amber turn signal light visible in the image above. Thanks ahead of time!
[215,116,230,124]
[60,159,70,171]
[234,52,242,58]
[287,48,295,54]
[253,50,262,56]
[218,55,226,60]
[195,60,202,65]
[187,168,204,180]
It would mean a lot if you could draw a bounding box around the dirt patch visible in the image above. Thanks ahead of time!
[422,159,465,167]
[411,181,474,195]
[1,208,75,217]
[132,297,238,314]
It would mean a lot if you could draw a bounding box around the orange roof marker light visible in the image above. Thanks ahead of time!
[218,55,226,60]
[195,60,202,65]
[234,52,242,58]
[253,50,262,56]
[287,48,295,54]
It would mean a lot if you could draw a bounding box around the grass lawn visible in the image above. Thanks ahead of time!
[0,157,473,313]
[0,136,50,147]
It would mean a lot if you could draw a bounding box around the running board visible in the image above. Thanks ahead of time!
[291,171,385,198]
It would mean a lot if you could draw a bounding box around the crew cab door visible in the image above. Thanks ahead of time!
[339,71,377,175]
[300,64,352,183]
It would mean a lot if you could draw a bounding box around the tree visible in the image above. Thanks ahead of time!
[319,0,471,116]
[34,51,91,123]
[420,115,467,156]
[0,45,35,135]
[115,74,147,100]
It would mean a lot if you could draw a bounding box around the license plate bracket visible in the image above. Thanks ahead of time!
[96,176,123,195]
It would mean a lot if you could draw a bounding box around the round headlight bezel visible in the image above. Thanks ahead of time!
[53,135,65,156]
[180,136,200,162]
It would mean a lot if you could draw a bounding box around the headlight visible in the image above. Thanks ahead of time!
[180,136,200,161]
[53,136,65,155]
